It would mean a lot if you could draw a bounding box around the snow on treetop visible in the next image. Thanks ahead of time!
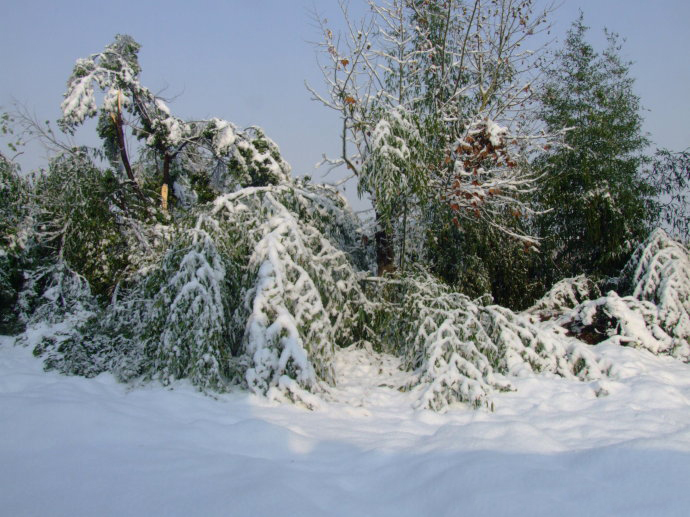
[209,118,238,156]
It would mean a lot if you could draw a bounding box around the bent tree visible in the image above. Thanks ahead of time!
[59,35,291,209]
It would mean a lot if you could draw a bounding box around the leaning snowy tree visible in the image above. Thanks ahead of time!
[308,0,560,275]
[21,34,374,406]
[59,34,291,211]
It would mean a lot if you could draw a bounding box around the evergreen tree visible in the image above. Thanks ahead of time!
[535,16,655,280]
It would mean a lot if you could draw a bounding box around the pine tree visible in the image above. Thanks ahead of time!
[535,16,655,280]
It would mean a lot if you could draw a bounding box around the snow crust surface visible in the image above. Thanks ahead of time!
[2,335,690,516]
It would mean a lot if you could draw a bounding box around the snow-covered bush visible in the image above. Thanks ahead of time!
[31,149,146,297]
[138,215,238,391]
[374,270,604,411]
[551,230,689,362]
[527,275,601,322]
[555,291,686,356]
[225,127,292,188]
[620,228,690,343]
[210,184,370,403]
[15,262,105,376]
[0,153,29,331]
[17,176,371,402]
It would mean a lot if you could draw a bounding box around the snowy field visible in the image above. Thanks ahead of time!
[2,334,690,517]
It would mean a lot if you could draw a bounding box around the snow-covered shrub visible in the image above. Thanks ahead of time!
[527,275,601,322]
[376,270,604,411]
[0,255,19,332]
[15,262,105,375]
[31,150,144,297]
[0,153,30,331]
[210,184,370,402]
[226,127,292,188]
[379,272,498,410]
[553,230,690,361]
[555,291,688,357]
[620,228,690,343]
[0,153,29,252]
[133,216,236,390]
[22,179,370,400]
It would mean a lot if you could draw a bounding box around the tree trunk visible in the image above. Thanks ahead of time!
[113,113,135,186]
[112,111,146,202]
[375,210,396,276]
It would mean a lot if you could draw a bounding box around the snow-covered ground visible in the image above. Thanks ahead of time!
[2,334,690,517]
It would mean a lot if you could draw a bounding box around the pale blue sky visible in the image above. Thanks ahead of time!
[1,0,688,205]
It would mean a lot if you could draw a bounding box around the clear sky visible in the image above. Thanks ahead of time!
[1,0,688,207]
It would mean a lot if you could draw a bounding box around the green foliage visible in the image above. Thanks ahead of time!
[227,127,292,188]
[140,217,238,390]
[0,153,28,252]
[426,208,547,309]
[647,149,690,243]
[17,262,101,373]
[360,107,427,228]
[1,111,25,158]
[32,149,146,297]
[535,16,655,279]
[0,153,30,331]
[367,269,605,411]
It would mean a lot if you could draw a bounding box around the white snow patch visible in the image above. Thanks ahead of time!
[2,336,690,516]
